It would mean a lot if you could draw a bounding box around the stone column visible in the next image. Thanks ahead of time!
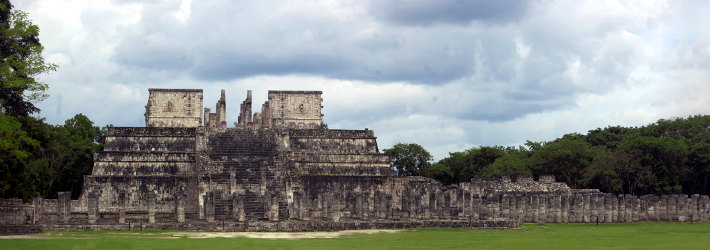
[575,193,584,223]
[633,195,641,222]
[553,194,562,223]
[616,194,625,222]
[516,194,524,223]
[654,195,662,221]
[323,192,333,220]
[581,193,590,223]
[700,195,710,221]
[531,194,540,223]
[604,194,614,223]
[460,190,468,218]
[624,194,634,222]
[176,194,185,223]
[87,192,98,224]
[678,194,688,222]
[457,189,465,218]
[522,194,531,222]
[204,192,214,223]
[118,192,126,224]
[538,193,548,223]
[670,194,678,221]
[147,193,156,224]
[642,195,651,221]
[501,194,510,220]
[700,195,709,222]
[609,194,616,222]
[471,194,480,220]
[58,192,71,224]
[480,195,490,220]
[561,193,570,223]
[589,194,597,223]
[269,193,280,222]
[487,194,496,220]
[367,187,375,219]
[509,193,517,221]
[599,194,607,223]
[690,194,699,222]
[233,193,246,222]
[662,195,671,221]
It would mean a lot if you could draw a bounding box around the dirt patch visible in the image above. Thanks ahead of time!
[171,229,404,239]
[0,229,404,240]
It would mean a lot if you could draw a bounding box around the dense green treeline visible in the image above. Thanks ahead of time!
[386,115,710,196]
[0,0,103,200]
[0,114,104,200]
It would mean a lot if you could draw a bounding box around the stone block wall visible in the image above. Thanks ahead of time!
[267,91,323,129]
[286,129,390,176]
[145,89,203,127]
[80,127,198,215]
[462,175,572,195]
[0,200,36,225]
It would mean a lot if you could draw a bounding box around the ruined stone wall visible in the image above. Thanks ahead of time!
[286,129,389,176]
[204,90,227,128]
[0,200,36,225]
[268,91,323,129]
[145,89,203,127]
[461,176,572,195]
[81,127,198,214]
[289,176,478,221]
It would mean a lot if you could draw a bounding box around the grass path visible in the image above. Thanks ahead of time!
[2,222,710,249]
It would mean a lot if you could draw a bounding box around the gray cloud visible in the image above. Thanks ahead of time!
[57,0,656,125]
[18,0,710,159]
[367,0,531,26]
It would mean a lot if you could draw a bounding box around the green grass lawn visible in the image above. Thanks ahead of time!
[3,222,710,249]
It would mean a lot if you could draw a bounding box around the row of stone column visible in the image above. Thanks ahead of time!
[61,192,187,224]
[65,189,710,224]
[292,183,475,221]
[292,185,710,223]
[203,191,280,222]
[488,192,710,223]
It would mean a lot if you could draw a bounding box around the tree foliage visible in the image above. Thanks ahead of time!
[0,0,57,116]
[383,143,432,176]
[0,1,102,200]
[410,115,710,196]
[0,114,103,200]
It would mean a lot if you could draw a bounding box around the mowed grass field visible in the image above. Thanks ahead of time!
[2,222,710,250]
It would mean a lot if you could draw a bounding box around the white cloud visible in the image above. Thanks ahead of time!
[13,0,710,160]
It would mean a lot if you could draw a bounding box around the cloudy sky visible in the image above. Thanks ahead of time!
[16,0,710,160]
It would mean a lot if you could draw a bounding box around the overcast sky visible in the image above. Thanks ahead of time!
[17,0,710,160]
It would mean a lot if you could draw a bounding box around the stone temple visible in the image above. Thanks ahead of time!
[3,88,710,232]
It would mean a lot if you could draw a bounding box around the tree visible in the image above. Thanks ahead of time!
[0,0,57,116]
[478,147,532,178]
[0,114,39,199]
[616,134,689,194]
[435,146,509,184]
[529,134,598,189]
[422,163,453,184]
[384,143,432,176]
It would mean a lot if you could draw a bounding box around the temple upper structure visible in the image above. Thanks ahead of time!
[144,89,204,127]
[237,90,323,129]
[204,90,227,127]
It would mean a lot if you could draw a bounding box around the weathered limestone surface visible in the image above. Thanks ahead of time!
[3,88,710,233]
[236,90,323,129]
[145,89,203,127]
